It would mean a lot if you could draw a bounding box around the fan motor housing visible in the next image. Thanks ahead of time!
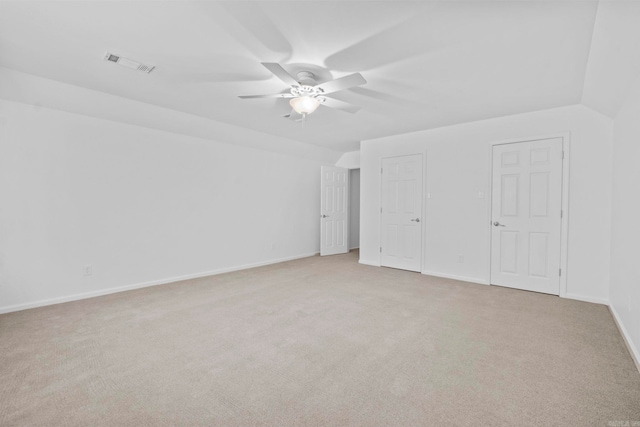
[296,71,317,85]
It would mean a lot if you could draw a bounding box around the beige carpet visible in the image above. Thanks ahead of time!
[1,251,639,426]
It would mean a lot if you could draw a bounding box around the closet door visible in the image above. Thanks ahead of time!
[491,138,563,295]
[380,154,423,272]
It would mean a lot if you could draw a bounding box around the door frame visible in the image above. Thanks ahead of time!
[488,132,571,297]
[378,153,426,272]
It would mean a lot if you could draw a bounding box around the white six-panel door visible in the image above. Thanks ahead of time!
[380,154,423,272]
[491,138,563,295]
[320,166,349,256]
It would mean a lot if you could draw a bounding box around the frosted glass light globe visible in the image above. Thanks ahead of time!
[289,96,321,114]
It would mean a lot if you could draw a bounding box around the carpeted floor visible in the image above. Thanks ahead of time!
[1,251,639,426]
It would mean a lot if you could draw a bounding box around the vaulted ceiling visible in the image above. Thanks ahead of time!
[0,1,638,153]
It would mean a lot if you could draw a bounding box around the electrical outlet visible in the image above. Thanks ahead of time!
[83,265,92,276]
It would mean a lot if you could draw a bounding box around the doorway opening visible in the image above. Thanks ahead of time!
[319,166,360,256]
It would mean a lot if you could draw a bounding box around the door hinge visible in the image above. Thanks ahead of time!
[380,247,382,253]
[562,151,565,159]
[381,167,383,174]
[380,207,382,213]
[559,268,562,276]
[561,210,563,218]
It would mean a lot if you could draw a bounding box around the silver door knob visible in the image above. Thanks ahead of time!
[411,218,420,222]
[321,214,329,218]
[493,221,505,227]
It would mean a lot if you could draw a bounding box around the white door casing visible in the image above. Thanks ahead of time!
[320,166,349,256]
[380,154,423,272]
[490,138,563,295]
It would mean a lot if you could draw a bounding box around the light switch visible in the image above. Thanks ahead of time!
[478,191,485,199]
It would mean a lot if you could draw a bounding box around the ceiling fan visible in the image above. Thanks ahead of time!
[239,62,367,122]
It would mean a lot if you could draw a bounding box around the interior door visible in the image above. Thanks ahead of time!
[491,138,563,295]
[380,154,423,272]
[320,166,349,256]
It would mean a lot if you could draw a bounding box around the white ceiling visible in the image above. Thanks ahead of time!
[0,1,621,152]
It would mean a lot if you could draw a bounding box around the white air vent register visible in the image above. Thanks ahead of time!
[104,52,154,73]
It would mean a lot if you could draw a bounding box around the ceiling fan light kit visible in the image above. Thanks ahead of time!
[289,96,322,115]
[288,84,325,115]
[239,62,366,123]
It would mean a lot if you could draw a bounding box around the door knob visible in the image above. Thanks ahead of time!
[410,218,420,222]
[493,221,505,227]
[321,214,329,218]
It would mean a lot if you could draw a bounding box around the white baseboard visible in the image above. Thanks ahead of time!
[563,293,609,306]
[609,303,640,373]
[0,252,319,315]
[421,270,488,285]
[358,259,380,267]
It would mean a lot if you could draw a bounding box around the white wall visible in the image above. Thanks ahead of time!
[0,99,328,313]
[609,74,640,365]
[349,169,360,249]
[360,105,613,303]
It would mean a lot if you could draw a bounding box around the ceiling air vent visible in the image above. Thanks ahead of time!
[103,52,155,73]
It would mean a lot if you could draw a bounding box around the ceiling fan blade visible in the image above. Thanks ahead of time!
[321,97,362,114]
[316,73,367,94]
[348,86,427,109]
[261,62,300,87]
[217,3,293,57]
[324,5,440,72]
[238,93,294,99]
